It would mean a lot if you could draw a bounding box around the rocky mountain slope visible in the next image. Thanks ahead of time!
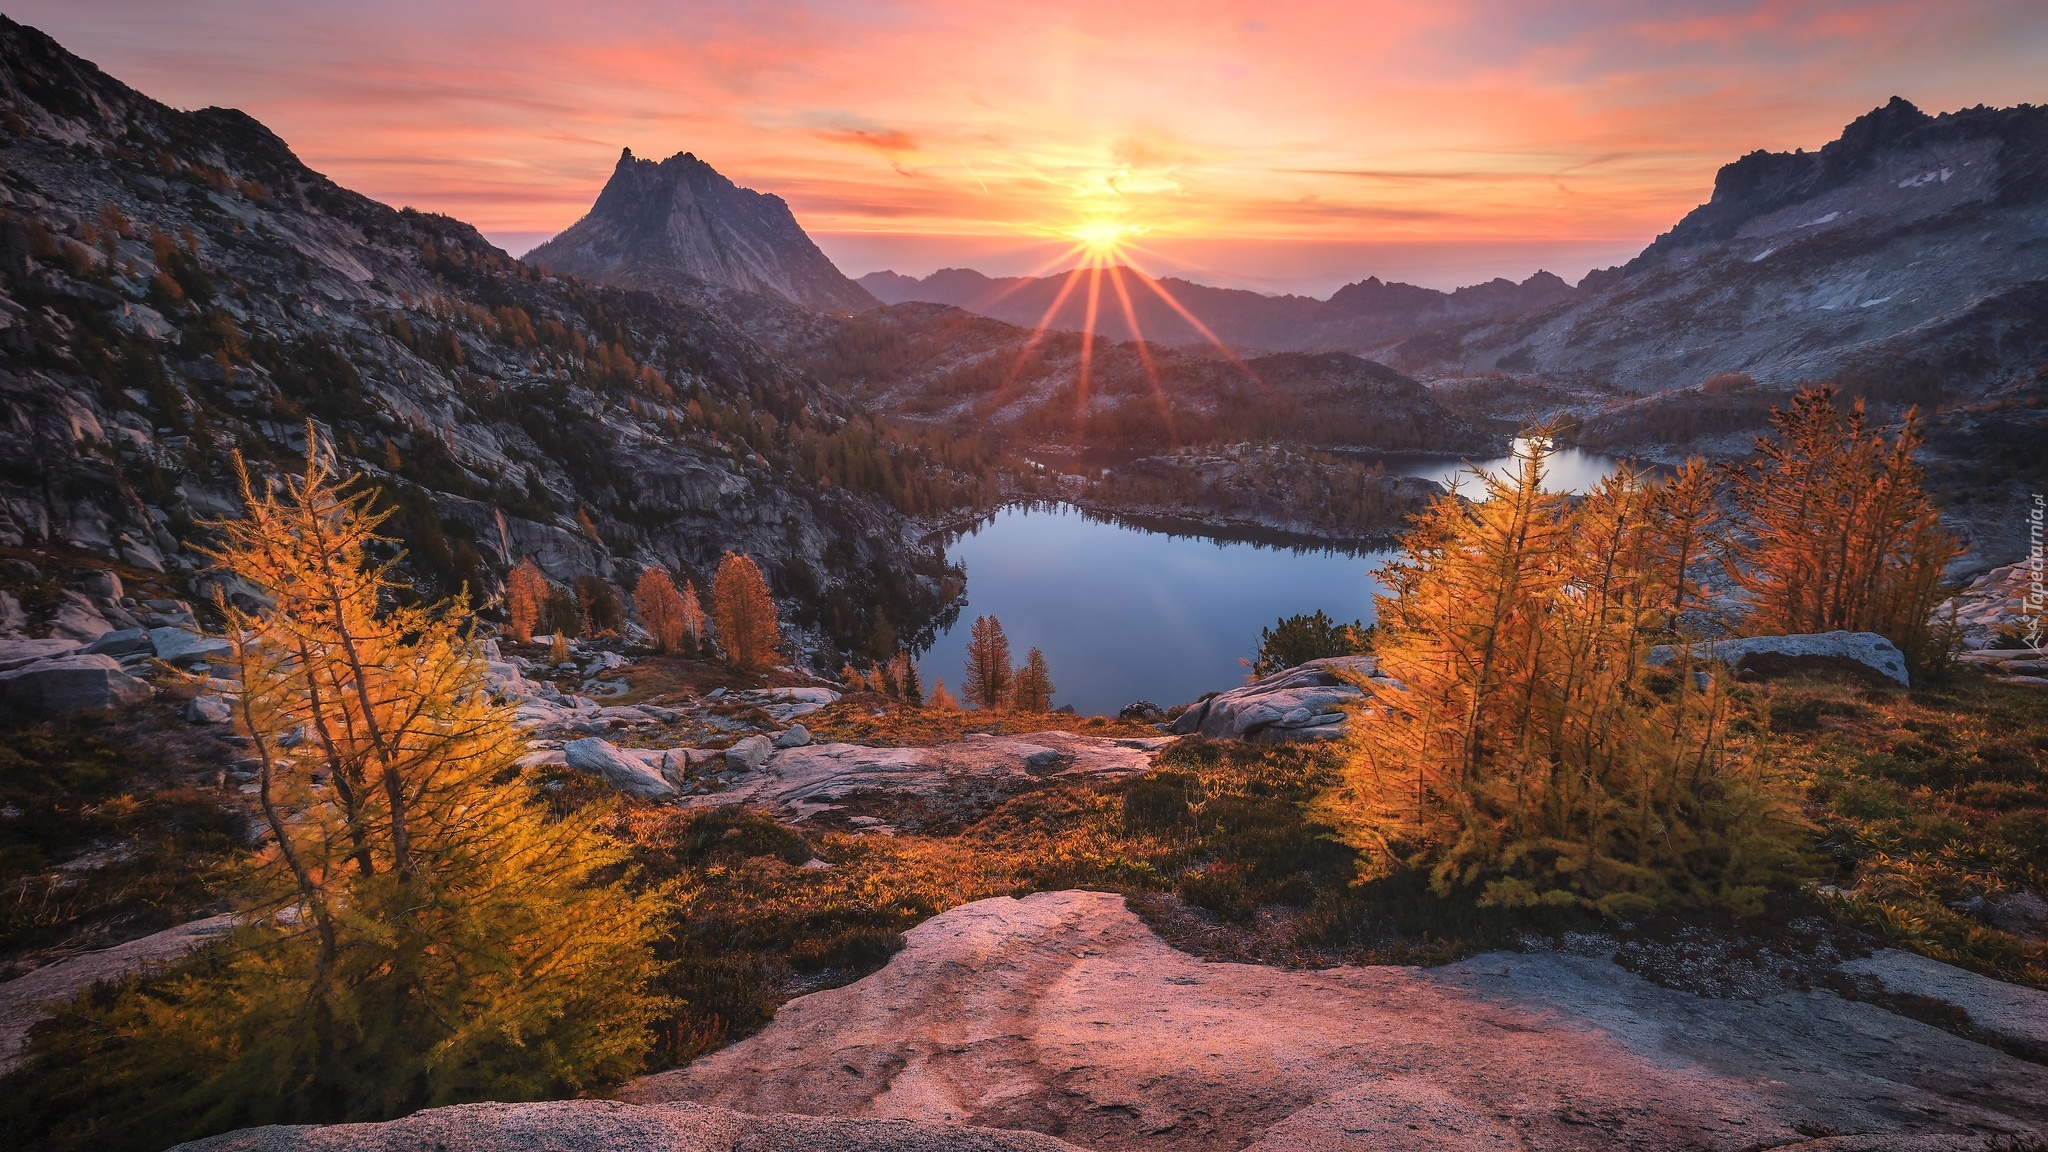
[528,148,876,312]
[857,264,1576,353]
[1386,98,2048,394]
[0,18,959,664]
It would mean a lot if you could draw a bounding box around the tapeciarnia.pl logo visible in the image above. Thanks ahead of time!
[2026,493,2045,649]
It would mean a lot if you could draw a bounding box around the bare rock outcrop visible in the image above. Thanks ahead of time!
[171,1099,1087,1152]
[687,732,1170,822]
[1647,630,1911,685]
[563,737,681,801]
[0,914,235,1071]
[0,651,152,715]
[632,890,2048,1151]
[526,148,876,312]
[1168,656,1382,742]
[1941,562,2042,650]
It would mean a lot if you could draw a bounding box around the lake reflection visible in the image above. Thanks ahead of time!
[920,506,1392,716]
[1371,438,1627,495]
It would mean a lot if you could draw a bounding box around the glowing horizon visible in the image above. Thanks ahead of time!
[17,1,2047,293]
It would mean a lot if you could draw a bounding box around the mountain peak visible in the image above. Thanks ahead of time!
[1635,96,2043,264]
[527,148,874,312]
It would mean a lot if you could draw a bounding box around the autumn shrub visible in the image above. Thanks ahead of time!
[1324,439,1808,917]
[0,444,666,1151]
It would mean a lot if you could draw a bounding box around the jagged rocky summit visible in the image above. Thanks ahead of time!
[527,148,876,312]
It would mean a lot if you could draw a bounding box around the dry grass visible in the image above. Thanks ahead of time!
[1756,669,2048,987]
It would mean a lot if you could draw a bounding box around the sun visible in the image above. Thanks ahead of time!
[1067,219,1141,260]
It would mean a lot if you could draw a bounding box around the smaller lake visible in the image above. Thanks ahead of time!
[1361,438,1626,495]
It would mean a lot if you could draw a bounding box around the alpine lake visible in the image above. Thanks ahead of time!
[917,443,1626,715]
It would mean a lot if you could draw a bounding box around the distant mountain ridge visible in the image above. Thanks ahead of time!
[527,149,875,312]
[855,265,1576,351]
[1405,97,2048,392]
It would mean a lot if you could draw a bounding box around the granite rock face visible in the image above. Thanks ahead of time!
[689,731,1170,822]
[1390,99,2048,395]
[0,18,950,669]
[0,914,236,1071]
[1169,655,1383,742]
[171,1099,1086,1152]
[562,737,680,801]
[1647,630,1911,686]
[632,890,2048,1151]
[0,652,151,714]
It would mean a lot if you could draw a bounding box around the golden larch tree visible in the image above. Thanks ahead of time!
[712,551,780,673]
[634,566,701,655]
[11,438,666,1148]
[1726,386,1960,671]
[1646,457,1724,620]
[504,557,548,643]
[1013,647,1055,712]
[961,615,1014,711]
[1324,438,1802,916]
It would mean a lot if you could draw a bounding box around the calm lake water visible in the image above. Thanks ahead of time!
[1364,438,1628,495]
[919,444,1623,716]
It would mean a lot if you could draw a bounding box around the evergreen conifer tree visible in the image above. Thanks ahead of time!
[891,652,924,706]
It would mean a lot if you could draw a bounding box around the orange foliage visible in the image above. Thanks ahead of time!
[711,552,780,673]
[1726,387,1961,670]
[635,566,703,655]
[505,557,548,643]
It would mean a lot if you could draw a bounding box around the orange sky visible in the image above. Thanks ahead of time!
[14,1,2047,292]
